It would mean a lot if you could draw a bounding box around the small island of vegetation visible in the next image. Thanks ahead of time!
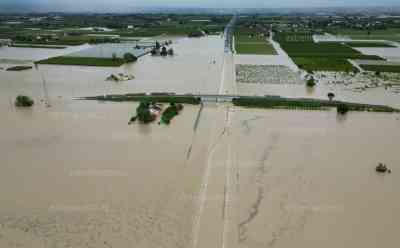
[161,103,184,124]
[15,95,34,107]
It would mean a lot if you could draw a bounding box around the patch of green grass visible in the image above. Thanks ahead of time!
[360,64,400,73]
[293,57,356,72]
[235,42,277,55]
[36,57,125,67]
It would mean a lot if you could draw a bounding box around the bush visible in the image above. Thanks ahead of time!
[337,104,349,114]
[306,77,316,87]
[15,95,34,107]
[188,30,205,38]
[123,53,137,63]
[161,103,183,124]
[136,101,155,123]
[160,47,168,56]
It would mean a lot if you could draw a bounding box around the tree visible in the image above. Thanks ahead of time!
[327,92,335,101]
[306,77,316,87]
[15,95,34,107]
[188,30,205,38]
[167,48,174,56]
[123,53,137,63]
[136,102,155,123]
[375,70,381,76]
[160,47,168,56]
[112,53,117,61]
[155,41,161,50]
[337,104,349,115]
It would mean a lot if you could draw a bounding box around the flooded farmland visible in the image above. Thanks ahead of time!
[226,109,400,248]
[1,33,400,248]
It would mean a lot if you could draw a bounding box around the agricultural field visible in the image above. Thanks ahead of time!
[274,32,383,71]
[293,57,355,72]
[329,28,400,42]
[360,64,400,73]
[344,42,396,48]
[0,14,229,46]
[234,28,277,55]
[235,42,276,54]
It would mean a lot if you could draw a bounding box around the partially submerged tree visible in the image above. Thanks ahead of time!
[123,53,137,63]
[15,95,34,107]
[136,101,156,123]
[327,92,335,101]
[337,104,349,115]
[160,47,168,56]
[112,53,117,61]
[188,30,205,38]
[161,103,184,124]
[306,77,316,87]
[167,48,174,56]
[151,48,158,55]
[155,41,161,50]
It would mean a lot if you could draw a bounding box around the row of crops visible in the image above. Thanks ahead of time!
[274,32,383,72]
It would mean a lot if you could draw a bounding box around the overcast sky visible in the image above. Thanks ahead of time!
[1,0,400,11]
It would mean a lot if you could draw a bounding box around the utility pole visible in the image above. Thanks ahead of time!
[35,63,51,108]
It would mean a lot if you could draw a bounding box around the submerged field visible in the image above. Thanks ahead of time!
[226,109,400,248]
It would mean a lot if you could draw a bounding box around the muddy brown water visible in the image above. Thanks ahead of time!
[1,36,400,248]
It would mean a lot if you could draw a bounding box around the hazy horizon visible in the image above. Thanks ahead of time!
[1,0,400,13]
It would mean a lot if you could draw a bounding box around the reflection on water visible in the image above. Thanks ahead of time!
[336,111,348,123]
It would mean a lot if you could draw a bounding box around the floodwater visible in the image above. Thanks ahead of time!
[236,80,400,109]
[0,45,90,62]
[1,34,400,248]
[0,100,212,248]
[234,58,400,108]
[0,35,223,248]
[225,109,400,248]
[0,35,224,99]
